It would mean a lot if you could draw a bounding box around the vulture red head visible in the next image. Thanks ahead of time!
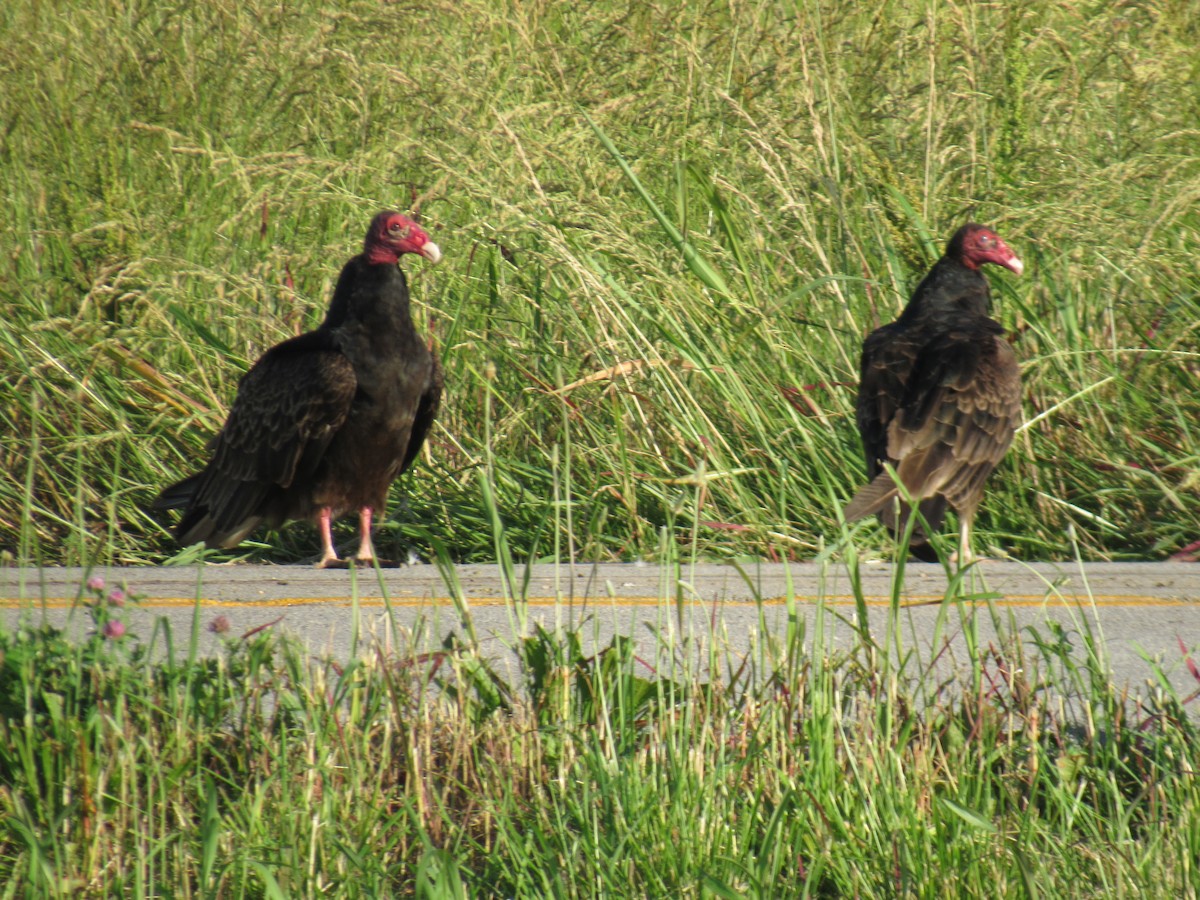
[365,211,442,266]
[948,223,1023,276]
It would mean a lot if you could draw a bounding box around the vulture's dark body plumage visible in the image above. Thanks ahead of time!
[845,224,1023,562]
[155,211,443,566]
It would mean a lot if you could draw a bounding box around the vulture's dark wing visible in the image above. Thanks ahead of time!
[168,334,357,547]
[854,321,918,483]
[846,321,1020,524]
[397,350,443,477]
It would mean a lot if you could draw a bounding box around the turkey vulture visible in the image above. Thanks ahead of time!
[154,210,443,567]
[844,223,1023,563]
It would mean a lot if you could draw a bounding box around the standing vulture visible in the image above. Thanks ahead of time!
[154,210,443,567]
[844,223,1023,563]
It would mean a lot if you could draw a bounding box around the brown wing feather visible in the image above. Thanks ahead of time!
[167,337,357,547]
[854,321,919,483]
[210,348,356,488]
[398,349,443,477]
[846,324,1020,530]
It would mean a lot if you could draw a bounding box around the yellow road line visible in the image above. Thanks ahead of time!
[0,594,1192,610]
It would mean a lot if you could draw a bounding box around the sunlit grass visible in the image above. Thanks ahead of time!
[3,4,1198,892]
[1,0,1197,565]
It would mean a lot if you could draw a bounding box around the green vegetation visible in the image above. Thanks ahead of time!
[1,0,1197,565]
[2,567,1198,896]
[4,5,1200,894]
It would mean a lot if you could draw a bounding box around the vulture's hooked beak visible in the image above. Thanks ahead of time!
[419,242,443,265]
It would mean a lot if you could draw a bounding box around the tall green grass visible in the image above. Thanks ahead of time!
[1,0,1198,564]
[1,565,1198,895]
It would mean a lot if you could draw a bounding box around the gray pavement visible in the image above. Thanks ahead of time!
[3,562,1200,700]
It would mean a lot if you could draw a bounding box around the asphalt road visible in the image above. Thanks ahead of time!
[4,561,1200,699]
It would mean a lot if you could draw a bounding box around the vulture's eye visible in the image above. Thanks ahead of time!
[389,223,411,238]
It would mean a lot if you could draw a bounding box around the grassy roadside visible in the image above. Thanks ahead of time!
[1,562,1198,895]
[3,3,1199,893]
[1,0,1198,566]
